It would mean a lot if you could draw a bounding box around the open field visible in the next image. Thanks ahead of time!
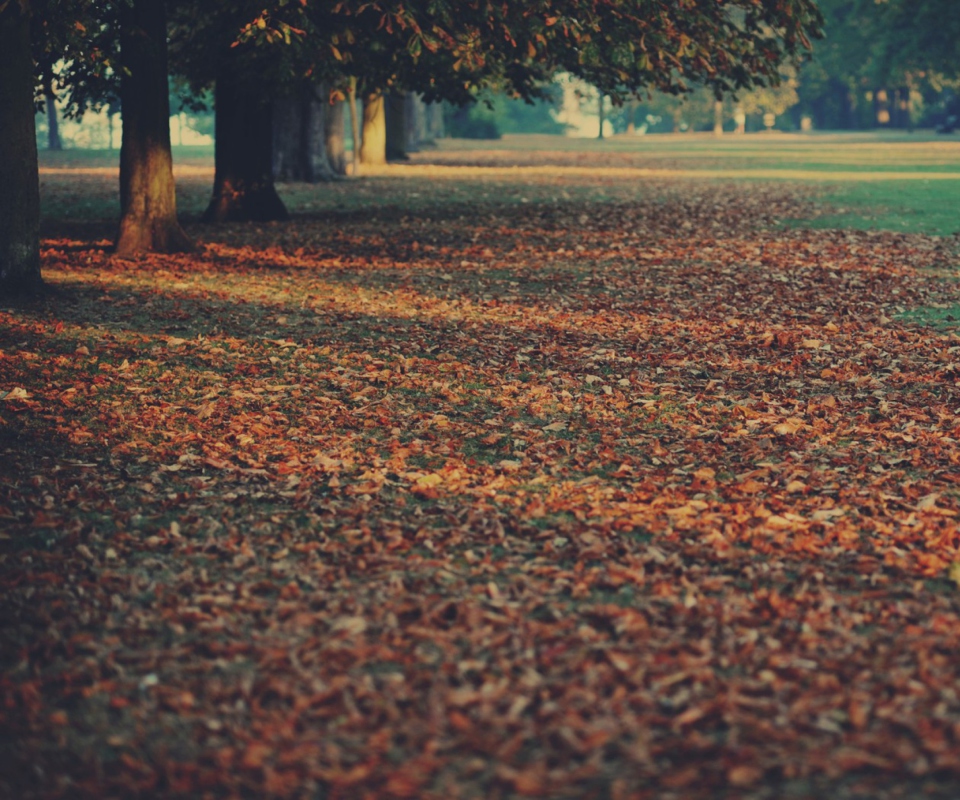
[38,132,960,235]
[4,133,960,798]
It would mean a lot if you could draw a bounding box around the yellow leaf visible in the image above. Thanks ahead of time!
[949,563,960,589]
[415,473,443,489]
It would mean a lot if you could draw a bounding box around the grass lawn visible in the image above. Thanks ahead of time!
[3,132,960,799]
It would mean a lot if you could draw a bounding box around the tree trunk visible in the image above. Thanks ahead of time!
[713,100,724,136]
[325,97,347,175]
[598,93,605,139]
[45,79,62,151]
[385,91,408,161]
[204,66,289,222]
[300,83,332,182]
[115,0,193,257]
[272,93,301,182]
[347,79,360,174]
[0,4,42,297]
[404,93,423,153]
[425,101,445,140]
[273,83,334,183]
[359,91,386,166]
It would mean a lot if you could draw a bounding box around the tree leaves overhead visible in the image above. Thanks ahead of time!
[167,0,821,106]
[325,0,824,101]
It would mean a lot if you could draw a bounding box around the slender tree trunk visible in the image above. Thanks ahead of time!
[325,97,347,176]
[115,0,192,257]
[385,91,408,161]
[404,93,423,153]
[0,4,42,297]
[204,66,289,222]
[108,112,116,149]
[45,79,62,151]
[425,101,444,140]
[347,79,360,174]
[713,100,724,136]
[359,91,386,166]
[598,93,604,139]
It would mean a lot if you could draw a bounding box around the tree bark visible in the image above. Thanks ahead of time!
[359,91,386,166]
[204,66,289,222]
[272,93,301,182]
[273,83,334,183]
[713,100,724,136]
[325,97,347,176]
[115,0,193,257]
[300,83,332,182]
[0,4,42,297]
[45,79,62,151]
[385,91,408,161]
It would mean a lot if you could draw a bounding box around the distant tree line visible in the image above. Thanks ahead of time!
[796,0,960,132]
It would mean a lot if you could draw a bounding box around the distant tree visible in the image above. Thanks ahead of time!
[325,96,348,175]
[739,68,800,126]
[866,0,960,85]
[43,74,62,150]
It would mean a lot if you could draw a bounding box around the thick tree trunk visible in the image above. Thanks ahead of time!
[0,5,42,297]
[115,0,192,257]
[273,83,334,183]
[359,91,386,166]
[325,98,347,176]
[45,79,62,151]
[204,67,288,222]
[299,83,332,182]
[385,91,408,161]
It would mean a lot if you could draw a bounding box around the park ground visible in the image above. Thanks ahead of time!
[3,132,960,798]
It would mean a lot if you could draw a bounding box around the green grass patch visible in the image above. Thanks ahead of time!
[790,179,960,235]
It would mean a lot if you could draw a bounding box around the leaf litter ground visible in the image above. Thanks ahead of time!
[4,151,960,799]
